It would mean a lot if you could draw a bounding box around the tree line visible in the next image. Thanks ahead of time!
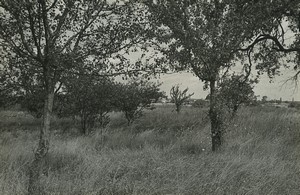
[2,76,165,134]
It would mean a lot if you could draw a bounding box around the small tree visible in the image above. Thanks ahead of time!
[115,80,165,125]
[58,75,115,135]
[170,85,194,113]
[262,96,268,104]
[217,75,256,115]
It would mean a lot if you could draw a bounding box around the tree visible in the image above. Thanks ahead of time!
[58,75,115,134]
[217,75,256,115]
[0,1,155,193]
[262,96,268,103]
[115,80,165,125]
[144,0,270,151]
[170,85,194,113]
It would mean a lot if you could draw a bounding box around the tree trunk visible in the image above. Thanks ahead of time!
[80,112,88,135]
[175,103,181,113]
[209,80,222,151]
[28,88,54,195]
[125,112,133,126]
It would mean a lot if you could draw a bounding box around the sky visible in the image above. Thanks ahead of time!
[124,49,300,101]
[123,35,300,101]
[152,69,300,101]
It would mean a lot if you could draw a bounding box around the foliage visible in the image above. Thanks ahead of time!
[217,75,256,115]
[192,99,209,108]
[19,88,45,119]
[288,102,300,110]
[115,80,165,125]
[262,96,268,103]
[1,66,45,117]
[58,75,116,134]
[0,73,17,109]
[170,85,194,113]
[236,1,300,80]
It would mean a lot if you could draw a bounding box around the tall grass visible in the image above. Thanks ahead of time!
[0,105,299,194]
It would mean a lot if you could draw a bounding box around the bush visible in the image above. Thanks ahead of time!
[288,102,300,109]
[58,76,116,134]
[192,99,209,108]
[114,80,165,125]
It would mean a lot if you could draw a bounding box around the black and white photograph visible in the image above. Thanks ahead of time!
[0,0,299,194]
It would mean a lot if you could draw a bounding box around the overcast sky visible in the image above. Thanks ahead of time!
[123,30,300,101]
[125,51,300,101]
[153,69,300,101]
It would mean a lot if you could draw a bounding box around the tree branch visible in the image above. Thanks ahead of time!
[26,3,42,60]
[39,0,51,58]
[240,34,300,53]
[51,0,74,44]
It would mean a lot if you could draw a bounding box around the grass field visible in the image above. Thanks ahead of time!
[0,105,299,195]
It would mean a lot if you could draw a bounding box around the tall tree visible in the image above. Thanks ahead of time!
[144,0,273,151]
[0,0,154,193]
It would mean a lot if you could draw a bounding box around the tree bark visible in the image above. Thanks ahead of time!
[28,88,54,195]
[209,80,222,151]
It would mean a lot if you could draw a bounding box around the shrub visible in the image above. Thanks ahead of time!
[114,80,165,125]
[288,102,300,109]
[192,99,209,108]
[58,75,116,134]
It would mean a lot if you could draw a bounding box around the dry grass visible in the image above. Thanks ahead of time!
[0,105,299,194]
